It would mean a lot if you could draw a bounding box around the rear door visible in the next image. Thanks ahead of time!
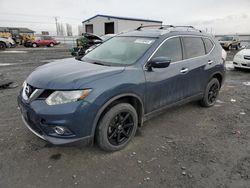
[181,36,208,96]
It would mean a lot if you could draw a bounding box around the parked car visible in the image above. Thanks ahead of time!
[18,25,226,151]
[1,37,16,47]
[70,33,103,57]
[0,37,11,50]
[24,36,59,48]
[233,45,250,69]
[84,34,116,54]
[218,35,241,50]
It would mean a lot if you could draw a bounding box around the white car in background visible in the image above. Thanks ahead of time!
[233,45,250,69]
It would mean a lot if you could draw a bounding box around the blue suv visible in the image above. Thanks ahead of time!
[18,25,226,151]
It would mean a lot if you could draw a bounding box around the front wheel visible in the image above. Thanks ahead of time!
[96,103,138,152]
[32,43,37,48]
[0,42,6,51]
[49,43,54,47]
[200,78,220,107]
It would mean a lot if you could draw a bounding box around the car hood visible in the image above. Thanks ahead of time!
[26,58,125,89]
[237,49,250,56]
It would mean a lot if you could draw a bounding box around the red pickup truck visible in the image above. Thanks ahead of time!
[24,36,59,47]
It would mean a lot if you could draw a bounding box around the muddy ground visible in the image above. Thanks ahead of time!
[0,46,250,188]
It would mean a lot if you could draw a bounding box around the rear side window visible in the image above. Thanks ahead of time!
[182,37,205,59]
[203,38,214,54]
[153,37,182,62]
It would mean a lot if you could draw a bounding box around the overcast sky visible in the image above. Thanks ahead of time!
[0,0,250,35]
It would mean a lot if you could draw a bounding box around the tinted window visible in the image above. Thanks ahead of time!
[182,37,205,59]
[153,37,182,62]
[203,38,214,53]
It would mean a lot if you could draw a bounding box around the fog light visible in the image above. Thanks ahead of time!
[54,126,65,135]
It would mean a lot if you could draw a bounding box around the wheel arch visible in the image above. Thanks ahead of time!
[91,93,144,139]
[211,72,223,87]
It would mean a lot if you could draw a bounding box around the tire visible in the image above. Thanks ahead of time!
[32,43,37,48]
[96,103,138,152]
[200,78,220,107]
[228,45,232,51]
[0,42,6,51]
[49,43,54,47]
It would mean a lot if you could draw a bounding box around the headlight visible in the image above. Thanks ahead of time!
[46,89,91,105]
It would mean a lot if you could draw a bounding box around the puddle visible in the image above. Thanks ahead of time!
[0,63,12,66]
[0,50,27,53]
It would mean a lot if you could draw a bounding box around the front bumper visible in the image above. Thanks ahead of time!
[17,94,97,145]
[233,57,250,69]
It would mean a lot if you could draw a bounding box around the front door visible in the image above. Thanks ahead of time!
[144,37,190,113]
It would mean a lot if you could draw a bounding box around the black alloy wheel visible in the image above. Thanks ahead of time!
[96,103,138,152]
[200,78,220,107]
[107,111,134,146]
[207,83,219,105]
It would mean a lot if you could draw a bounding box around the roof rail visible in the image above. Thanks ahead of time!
[136,25,173,30]
[136,25,202,33]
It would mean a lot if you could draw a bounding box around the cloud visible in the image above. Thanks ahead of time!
[0,0,249,35]
[188,13,250,34]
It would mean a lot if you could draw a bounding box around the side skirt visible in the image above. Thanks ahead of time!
[143,93,203,123]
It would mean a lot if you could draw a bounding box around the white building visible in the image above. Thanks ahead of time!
[82,14,162,36]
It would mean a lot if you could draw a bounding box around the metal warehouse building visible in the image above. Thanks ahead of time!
[82,14,162,36]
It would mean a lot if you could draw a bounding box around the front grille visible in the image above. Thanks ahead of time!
[24,115,44,135]
[244,56,250,60]
[25,84,36,98]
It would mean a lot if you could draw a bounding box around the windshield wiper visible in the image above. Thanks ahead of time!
[93,62,110,66]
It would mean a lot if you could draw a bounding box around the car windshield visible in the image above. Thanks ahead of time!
[219,36,233,41]
[82,37,155,66]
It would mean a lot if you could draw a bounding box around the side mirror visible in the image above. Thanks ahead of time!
[147,57,171,70]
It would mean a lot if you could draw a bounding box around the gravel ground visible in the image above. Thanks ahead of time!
[0,46,250,188]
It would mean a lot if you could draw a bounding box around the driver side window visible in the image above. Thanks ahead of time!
[153,37,183,62]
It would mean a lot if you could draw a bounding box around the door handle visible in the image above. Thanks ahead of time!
[180,68,189,73]
[208,60,213,65]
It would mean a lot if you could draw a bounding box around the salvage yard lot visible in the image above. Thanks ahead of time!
[0,47,250,188]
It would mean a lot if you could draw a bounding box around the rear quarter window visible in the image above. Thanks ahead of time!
[182,37,205,59]
[203,38,214,54]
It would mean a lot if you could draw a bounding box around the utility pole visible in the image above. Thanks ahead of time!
[55,17,58,36]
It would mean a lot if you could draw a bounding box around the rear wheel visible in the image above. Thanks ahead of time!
[200,78,220,107]
[96,103,138,152]
[0,42,6,51]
